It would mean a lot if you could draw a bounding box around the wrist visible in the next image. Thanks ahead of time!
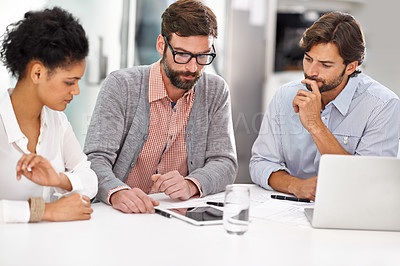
[28,198,45,222]
[58,173,72,191]
[186,179,199,198]
[42,203,50,221]
[307,121,326,137]
[109,189,124,205]
[287,178,300,195]
[42,202,58,222]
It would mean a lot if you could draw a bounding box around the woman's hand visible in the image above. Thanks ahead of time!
[16,154,72,191]
[42,194,93,222]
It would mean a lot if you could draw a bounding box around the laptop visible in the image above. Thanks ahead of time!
[304,154,400,231]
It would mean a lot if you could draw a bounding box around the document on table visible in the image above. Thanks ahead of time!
[149,185,268,209]
[250,199,313,228]
[149,185,312,228]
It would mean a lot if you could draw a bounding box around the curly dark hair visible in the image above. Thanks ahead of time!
[0,6,89,78]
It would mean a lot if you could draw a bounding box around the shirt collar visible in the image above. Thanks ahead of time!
[328,75,359,116]
[148,60,194,103]
[0,89,48,144]
[0,89,24,144]
[40,106,49,129]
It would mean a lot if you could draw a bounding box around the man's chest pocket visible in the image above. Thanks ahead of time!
[333,132,361,154]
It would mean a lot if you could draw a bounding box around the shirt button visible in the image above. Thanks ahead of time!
[143,135,149,140]
[169,136,173,140]
[322,117,326,120]
[173,109,177,113]
[130,162,135,167]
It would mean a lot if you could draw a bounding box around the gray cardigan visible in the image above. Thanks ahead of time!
[84,65,237,203]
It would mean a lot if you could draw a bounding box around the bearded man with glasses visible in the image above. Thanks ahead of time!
[84,0,237,214]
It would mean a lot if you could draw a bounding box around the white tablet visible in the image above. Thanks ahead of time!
[156,206,223,226]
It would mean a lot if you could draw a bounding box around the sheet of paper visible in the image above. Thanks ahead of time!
[250,199,313,228]
[149,186,312,228]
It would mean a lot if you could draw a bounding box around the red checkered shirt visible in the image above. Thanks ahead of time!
[107,61,201,203]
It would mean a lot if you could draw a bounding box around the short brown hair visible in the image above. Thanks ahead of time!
[161,0,217,40]
[300,12,365,77]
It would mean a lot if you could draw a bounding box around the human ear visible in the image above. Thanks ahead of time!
[30,62,44,84]
[156,34,165,56]
[345,61,358,76]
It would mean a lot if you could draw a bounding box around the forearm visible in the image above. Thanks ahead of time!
[189,157,237,196]
[53,160,98,199]
[95,168,127,204]
[268,170,301,195]
[249,153,290,190]
[309,124,350,155]
[58,173,72,191]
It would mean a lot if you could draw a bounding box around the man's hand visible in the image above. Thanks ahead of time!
[150,170,199,200]
[16,154,72,191]
[110,188,159,214]
[293,79,324,134]
[42,194,93,221]
[287,176,318,201]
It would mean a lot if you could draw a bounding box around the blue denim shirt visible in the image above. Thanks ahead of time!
[250,74,400,190]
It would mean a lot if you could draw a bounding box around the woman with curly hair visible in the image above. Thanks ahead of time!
[0,7,97,223]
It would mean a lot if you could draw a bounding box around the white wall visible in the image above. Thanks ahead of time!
[47,0,125,147]
[352,0,400,96]
[0,0,125,147]
[0,0,47,91]
[263,0,400,112]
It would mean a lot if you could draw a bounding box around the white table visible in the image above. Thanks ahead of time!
[1,185,399,266]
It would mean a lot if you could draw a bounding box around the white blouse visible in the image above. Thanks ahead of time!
[0,89,98,223]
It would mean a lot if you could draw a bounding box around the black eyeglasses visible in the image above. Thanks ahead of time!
[164,36,216,65]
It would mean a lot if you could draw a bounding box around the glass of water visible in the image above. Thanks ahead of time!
[223,185,250,235]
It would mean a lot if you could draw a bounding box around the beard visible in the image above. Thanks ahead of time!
[304,67,346,93]
[161,56,203,91]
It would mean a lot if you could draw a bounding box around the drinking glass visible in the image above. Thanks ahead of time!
[223,185,250,235]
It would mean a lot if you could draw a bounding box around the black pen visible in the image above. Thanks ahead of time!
[155,209,172,218]
[271,195,311,203]
[206,201,224,207]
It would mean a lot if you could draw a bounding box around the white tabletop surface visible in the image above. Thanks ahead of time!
[1,185,399,266]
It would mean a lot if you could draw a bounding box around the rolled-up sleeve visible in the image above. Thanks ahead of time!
[250,91,289,190]
[0,200,30,223]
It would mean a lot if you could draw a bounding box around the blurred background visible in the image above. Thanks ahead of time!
[1,0,398,184]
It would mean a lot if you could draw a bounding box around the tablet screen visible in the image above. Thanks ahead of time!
[167,206,223,222]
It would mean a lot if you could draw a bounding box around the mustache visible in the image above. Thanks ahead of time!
[180,71,200,78]
[304,74,323,83]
